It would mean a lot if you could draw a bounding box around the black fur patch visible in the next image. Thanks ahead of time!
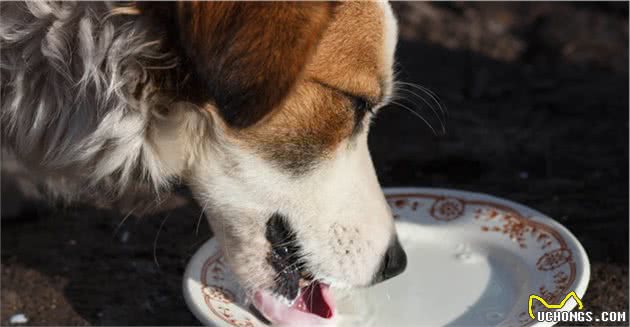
[265,213,302,300]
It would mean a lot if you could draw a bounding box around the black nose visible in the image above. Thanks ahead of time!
[373,238,407,284]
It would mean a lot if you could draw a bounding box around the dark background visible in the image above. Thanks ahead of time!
[2,2,628,326]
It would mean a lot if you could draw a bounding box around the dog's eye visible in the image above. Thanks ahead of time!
[311,80,375,133]
[312,79,375,116]
[350,96,375,134]
[351,96,375,115]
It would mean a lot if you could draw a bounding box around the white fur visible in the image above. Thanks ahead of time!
[377,0,399,95]
[187,125,394,291]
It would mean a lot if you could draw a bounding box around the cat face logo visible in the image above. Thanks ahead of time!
[528,291,584,319]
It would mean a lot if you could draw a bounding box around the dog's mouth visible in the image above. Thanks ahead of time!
[254,214,336,325]
[253,281,335,325]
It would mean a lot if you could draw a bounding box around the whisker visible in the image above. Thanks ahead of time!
[396,81,448,117]
[264,263,303,287]
[270,239,299,248]
[389,100,438,135]
[153,213,171,269]
[267,229,300,250]
[395,87,446,134]
[398,87,447,135]
[113,203,139,236]
[273,258,303,275]
[194,199,210,235]
[137,192,171,217]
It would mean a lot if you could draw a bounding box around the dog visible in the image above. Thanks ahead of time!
[1,2,406,325]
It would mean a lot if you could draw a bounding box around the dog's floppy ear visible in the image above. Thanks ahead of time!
[142,2,335,128]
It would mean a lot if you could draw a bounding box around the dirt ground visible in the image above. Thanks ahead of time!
[2,2,628,326]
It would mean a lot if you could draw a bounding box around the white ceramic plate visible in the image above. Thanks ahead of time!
[183,188,590,327]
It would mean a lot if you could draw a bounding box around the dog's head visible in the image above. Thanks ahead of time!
[142,2,404,324]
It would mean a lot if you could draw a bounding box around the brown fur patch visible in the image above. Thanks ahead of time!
[306,2,386,102]
[232,2,389,173]
[175,2,335,128]
[240,81,355,173]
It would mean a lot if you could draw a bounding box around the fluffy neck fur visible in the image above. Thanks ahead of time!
[0,1,198,202]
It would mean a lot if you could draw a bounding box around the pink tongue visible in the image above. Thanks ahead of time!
[253,282,336,326]
[293,282,333,318]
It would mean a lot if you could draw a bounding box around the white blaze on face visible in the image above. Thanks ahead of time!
[378,1,399,87]
[291,132,395,287]
[189,124,394,290]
